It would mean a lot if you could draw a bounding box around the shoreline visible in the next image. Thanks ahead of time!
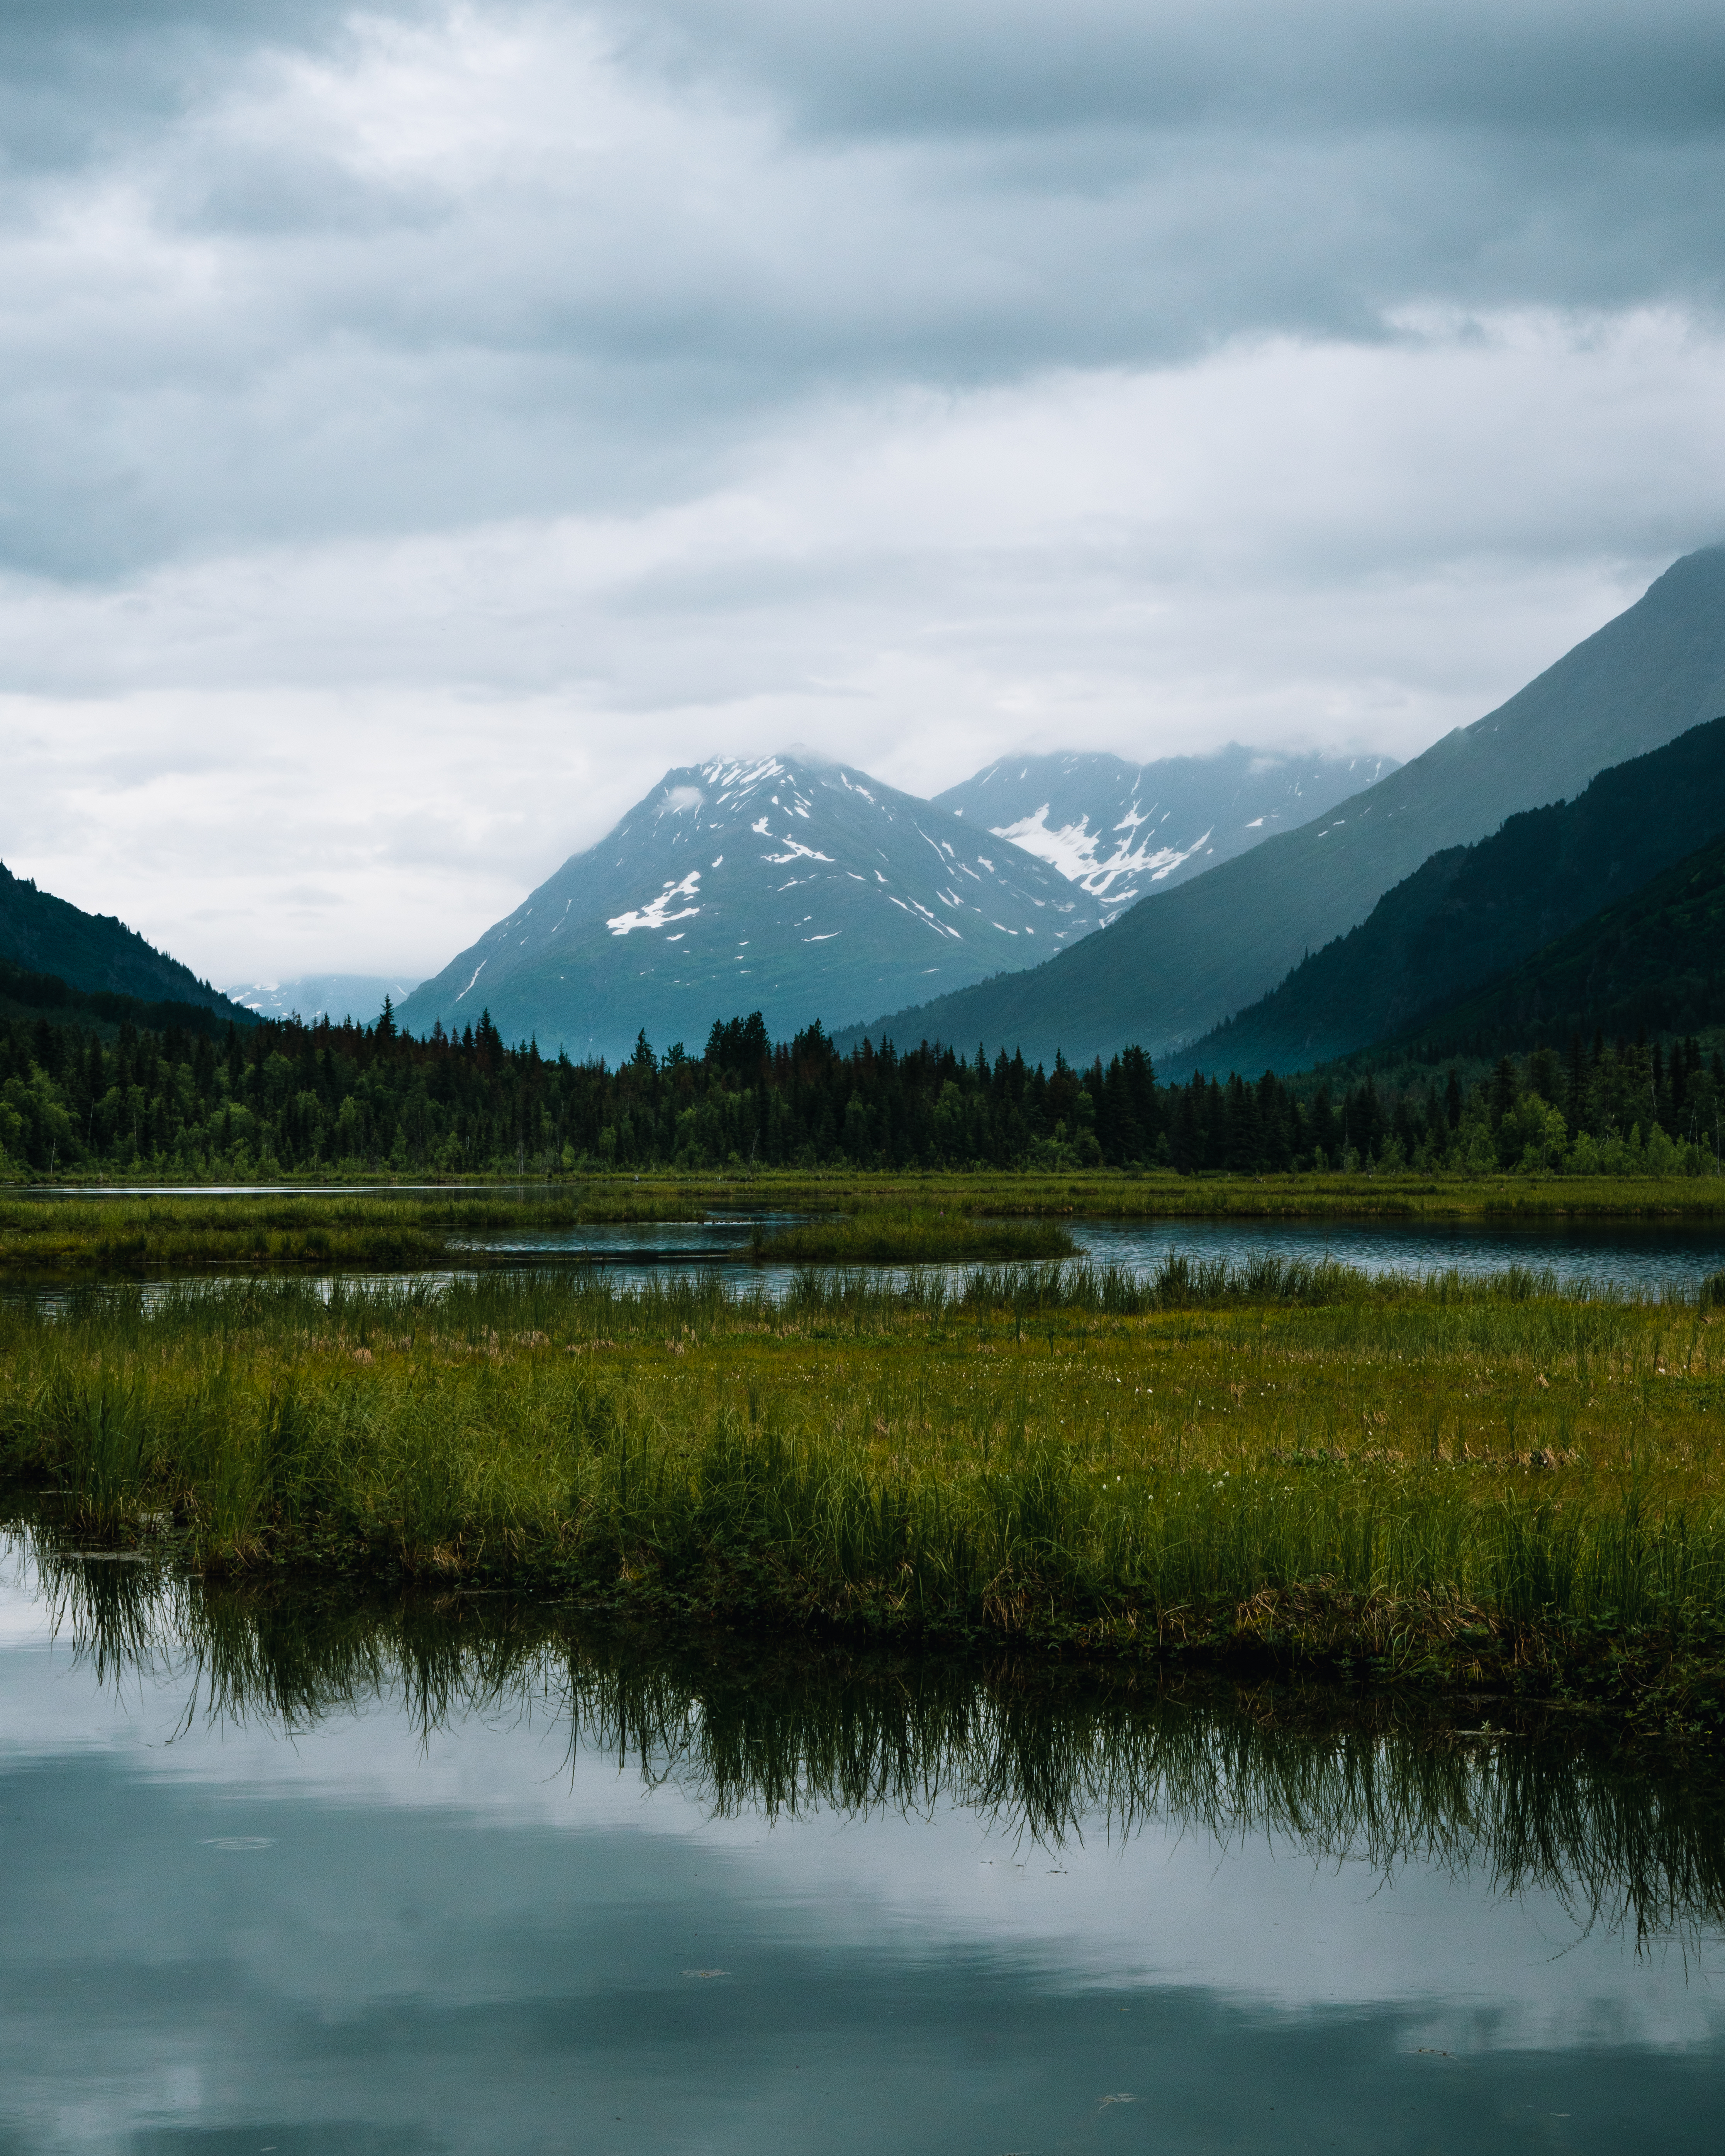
[12,1505,1725,1756]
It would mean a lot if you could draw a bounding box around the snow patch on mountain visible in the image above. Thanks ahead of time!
[992,802,1213,906]
[398,751,1109,1061]
[936,746,1402,911]
[607,870,702,936]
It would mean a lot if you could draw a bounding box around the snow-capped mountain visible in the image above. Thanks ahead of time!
[225,975,417,1024]
[934,746,1399,914]
[395,756,1109,1061]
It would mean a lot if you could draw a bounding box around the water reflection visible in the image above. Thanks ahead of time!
[1069,1215,1725,1297]
[23,1529,1725,1952]
[8,1529,1725,2155]
[9,1207,1725,1316]
[446,1212,1725,1298]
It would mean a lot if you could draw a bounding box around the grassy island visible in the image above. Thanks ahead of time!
[0,1191,602,1271]
[7,1257,1725,1748]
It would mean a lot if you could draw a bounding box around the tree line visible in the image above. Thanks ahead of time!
[1165,1034,1723,1176]
[0,993,1720,1178]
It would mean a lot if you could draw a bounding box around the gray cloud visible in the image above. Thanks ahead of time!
[611,2,1725,309]
[1,3,1722,978]
[615,2,1725,141]
[1,3,1722,580]
[0,0,375,183]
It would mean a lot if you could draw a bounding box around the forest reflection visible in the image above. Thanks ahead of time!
[18,1525,1725,1954]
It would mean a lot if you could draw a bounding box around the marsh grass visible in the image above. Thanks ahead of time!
[12,1168,1725,1244]
[748,1203,1075,1264]
[6,1258,1725,1734]
[0,1192,673,1270]
[18,1535,1725,1941]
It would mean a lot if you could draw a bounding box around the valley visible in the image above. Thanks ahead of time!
[5,546,1725,1205]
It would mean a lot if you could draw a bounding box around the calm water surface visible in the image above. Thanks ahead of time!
[459,1214,1725,1298]
[9,1214,1725,1315]
[15,1185,1725,1295]
[1062,1217,1725,1296]
[3,1538,1724,2154]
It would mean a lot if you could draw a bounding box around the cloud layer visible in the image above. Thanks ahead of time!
[1,2,1722,980]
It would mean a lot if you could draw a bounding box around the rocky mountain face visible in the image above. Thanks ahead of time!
[934,746,1397,914]
[395,755,1107,1063]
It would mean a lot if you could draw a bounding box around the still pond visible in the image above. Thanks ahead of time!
[3,1536,1722,2154]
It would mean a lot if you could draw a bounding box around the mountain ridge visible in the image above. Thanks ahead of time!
[0,860,248,1022]
[227,975,418,1025]
[831,545,1725,1068]
[1169,714,1725,1078]
[934,745,1398,910]
[1390,833,1725,1070]
[395,754,1108,1061]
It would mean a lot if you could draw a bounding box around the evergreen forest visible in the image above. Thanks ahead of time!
[2,989,1721,1180]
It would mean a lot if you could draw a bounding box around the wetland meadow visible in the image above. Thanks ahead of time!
[6,1176,1725,1733]
[6,1176,1725,2151]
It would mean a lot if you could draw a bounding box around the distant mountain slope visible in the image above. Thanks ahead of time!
[1171,714,1725,1077]
[1374,831,1725,1068]
[0,859,244,1020]
[226,975,418,1025]
[835,546,1725,1067]
[934,746,1396,912]
[0,956,252,1039]
[396,756,1106,1061]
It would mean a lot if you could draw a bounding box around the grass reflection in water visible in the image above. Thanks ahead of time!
[20,1525,1725,1957]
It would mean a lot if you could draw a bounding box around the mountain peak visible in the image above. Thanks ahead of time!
[397,754,1108,1061]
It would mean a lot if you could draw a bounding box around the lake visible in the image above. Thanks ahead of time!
[1064,1216,1725,1296]
[4,1533,1723,2155]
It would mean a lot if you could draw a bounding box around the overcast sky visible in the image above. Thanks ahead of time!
[3,0,1724,984]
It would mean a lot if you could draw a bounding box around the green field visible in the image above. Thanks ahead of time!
[746,1203,1075,1263]
[7,1258,1725,1744]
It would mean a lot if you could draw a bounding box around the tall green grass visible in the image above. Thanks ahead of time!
[0,1192,626,1270]
[5,1260,1725,1738]
[750,1204,1075,1263]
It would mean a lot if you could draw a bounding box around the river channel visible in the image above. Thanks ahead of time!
[3,1533,1723,2155]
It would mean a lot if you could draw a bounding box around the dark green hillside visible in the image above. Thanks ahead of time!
[0,860,243,1019]
[1175,713,1725,1078]
[1388,831,1725,1064]
[0,956,254,1041]
[836,545,1725,1068]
